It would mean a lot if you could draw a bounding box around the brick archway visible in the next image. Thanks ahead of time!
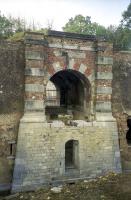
[12,31,121,193]
[46,63,92,81]
[45,69,91,120]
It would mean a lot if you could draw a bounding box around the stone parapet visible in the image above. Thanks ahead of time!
[25,68,45,76]
[96,86,112,94]
[97,56,113,65]
[25,51,45,60]
[25,84,44,93]
[97,72,113,80]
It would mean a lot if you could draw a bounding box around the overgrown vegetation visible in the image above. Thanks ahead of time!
[0,3,130,49]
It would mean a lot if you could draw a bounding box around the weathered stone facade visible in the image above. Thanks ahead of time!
[1,31,131,193]
[12,121,120,192]
[10,31,121,192]
[112,51,131,172]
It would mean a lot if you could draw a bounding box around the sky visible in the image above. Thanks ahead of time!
[0,0,130,30]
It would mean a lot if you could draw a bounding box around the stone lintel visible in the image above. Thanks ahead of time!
[80,46,94,51]
[97,86,112,94]
[49,43,62,48]
[25,51,44,60]
[49,43,94,51]
[68,51,86,59]
[97,72,113,80]
[25,100,44,111]
[96,101,112,112]
[26,60,44,69]
[97,56,113,65]
[25,39,48,46]
[95,112,116,122]
[25,68,45,76]
[25,84,44,93]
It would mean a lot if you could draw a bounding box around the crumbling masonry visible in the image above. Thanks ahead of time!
[10,31,122,192]
[1,31,131,193]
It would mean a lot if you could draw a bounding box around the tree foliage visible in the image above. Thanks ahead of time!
[104,25,131,50]
[121,3,131,29]
[0,12,13,38]
[62,14,107,36]
[0,12,38,39]
[62,2,131,50]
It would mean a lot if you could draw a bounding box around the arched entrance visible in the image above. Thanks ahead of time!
[65,140,79,170]
[45,69,91,120]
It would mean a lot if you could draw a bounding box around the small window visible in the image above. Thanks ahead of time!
[7,140,16,159]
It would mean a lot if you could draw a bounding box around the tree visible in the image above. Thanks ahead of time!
[0,12,39,40]
[63,10,131,50]
[62,14,107,36]
[91,22,107,35]
[121,3,131,29]
[111,27,131,50]
[7,16,27,34]
[0,12,13,39]
[0,12,27,39]
[114,2,131,50]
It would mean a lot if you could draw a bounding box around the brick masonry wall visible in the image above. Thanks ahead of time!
[113,51,131,171]
[24,33,97,117]
[0,41,25,191]
[12,32,121,192]
[96,41,113,114]
[0,33,130,192]
[0,41,25,113]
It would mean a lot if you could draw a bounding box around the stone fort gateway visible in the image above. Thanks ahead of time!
[0,30,131,192]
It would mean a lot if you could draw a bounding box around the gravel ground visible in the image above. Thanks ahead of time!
[1,172,131,200]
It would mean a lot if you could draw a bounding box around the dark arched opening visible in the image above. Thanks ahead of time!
[45,69,91,120]
[126,117,131,145]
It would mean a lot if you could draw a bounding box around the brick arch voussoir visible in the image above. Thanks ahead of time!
[46,67,92,87]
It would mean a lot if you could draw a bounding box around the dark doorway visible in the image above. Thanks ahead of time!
[65,140,79,170]
[126,117,131,145]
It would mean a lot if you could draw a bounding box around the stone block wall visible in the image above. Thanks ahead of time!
[112,51,131,171]
[0,41,25,191]
[0,41,25,113]
[12,121,121,192]
[12,31,121,192]
[96,41,113,116]
[0,31,130,192]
